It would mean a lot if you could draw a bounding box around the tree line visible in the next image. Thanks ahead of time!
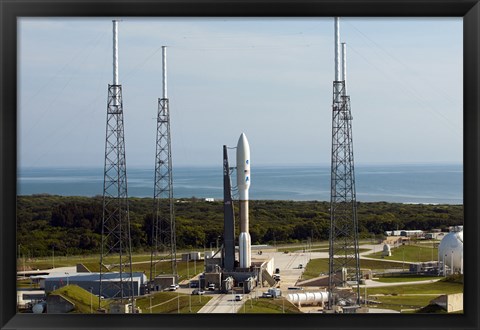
[16,195,463,258]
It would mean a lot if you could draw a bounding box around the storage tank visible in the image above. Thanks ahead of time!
[382,244,391,257]
[32,302,46,314]
[438,230,463,274]
[286,291,329,305]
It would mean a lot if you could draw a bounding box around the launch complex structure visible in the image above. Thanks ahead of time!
[94,17,361,312]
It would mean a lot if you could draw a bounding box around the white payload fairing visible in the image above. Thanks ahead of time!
[237,133,251,268]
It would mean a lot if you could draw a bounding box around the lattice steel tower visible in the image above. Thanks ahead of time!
[99,20,135,309]
[328,17,361,308]
[150,46,177,282]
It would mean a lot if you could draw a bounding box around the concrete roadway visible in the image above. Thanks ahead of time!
[197,291,245,313]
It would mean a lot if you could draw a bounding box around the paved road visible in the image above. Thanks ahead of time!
[197,292,245,313]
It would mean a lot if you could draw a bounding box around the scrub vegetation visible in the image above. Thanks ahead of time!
[17,195,462,259]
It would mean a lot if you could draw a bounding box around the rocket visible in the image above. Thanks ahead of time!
[237,133,251,268]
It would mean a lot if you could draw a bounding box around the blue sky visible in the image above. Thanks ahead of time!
[18,17,462,168]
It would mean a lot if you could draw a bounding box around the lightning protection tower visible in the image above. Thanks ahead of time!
[328,17,361,308]
[99,20,135,308]
[150,46,177,283]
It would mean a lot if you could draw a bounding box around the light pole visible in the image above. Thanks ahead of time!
[364,284,367,307]
[89,287,93,313]
[243,286,246,313]
[444,254,447,277]
[189,293,192,313]
[451,251,454,275]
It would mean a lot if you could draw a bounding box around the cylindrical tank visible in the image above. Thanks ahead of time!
[32,302,46,314]
[382,243,391,256]
[286,291,329,305]
[438,230,463,273]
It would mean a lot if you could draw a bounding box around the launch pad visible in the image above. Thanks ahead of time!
[197,133,277,294]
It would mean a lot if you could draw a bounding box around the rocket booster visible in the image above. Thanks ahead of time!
[237,133,251,268]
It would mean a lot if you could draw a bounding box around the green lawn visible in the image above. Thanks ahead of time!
[49,285,211,314]
[365,278,463,313]
[50,285,110,313]
[367,294,436,312]
[20,253,202,283]
[366,280,463,296]
[135,291,211,313]
[367,244,438,263]
[238,297,301,314]
[302,258,410,280]
[375,275,442,283]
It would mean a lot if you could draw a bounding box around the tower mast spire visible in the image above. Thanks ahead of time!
[328,17,361,309]
[99,19,135,311]
[150,46,177,286]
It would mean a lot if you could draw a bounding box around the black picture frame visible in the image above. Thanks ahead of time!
[1,0,478,329]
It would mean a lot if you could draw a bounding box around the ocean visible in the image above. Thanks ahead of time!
[17,163,463,204]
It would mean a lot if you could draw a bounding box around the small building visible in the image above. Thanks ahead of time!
[40,272,147,298]
[425,232,446,240]
[383,236,409,247]
[109,302,142,314]
[182,252,201,261]
[430,293,463,313]
[409,261,440,274]
[150,275,176,292]
[268,288,282,298]
[400,230,424,237]
[16,290,45,310]
[384,230,402,236]
[46,294,75,314]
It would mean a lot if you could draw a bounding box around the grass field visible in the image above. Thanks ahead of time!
[238,297,301,314]
[367,244,438,263]
[19,253,202,284]
[367,294,436,312]
[375,275,442,283]
[135,291,212,313]
[365,277,463,312]
[50,285,110,313]
[302,258,410,280]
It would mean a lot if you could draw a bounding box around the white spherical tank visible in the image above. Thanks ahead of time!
[438,230,463,273]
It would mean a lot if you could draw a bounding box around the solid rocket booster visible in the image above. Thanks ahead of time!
[237,133,251,268]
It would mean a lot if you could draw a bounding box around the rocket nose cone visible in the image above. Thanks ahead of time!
[237,133,249,149]
[236,134,250,157]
